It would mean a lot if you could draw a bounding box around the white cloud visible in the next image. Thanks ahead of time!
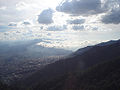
[16,2,28,11]
[0,6,7,10]
[47,25,67,31]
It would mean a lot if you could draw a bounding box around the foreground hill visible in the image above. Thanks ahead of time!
[33,57,120,90]
[14,39,120,90]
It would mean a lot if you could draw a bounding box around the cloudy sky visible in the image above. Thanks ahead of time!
[0,0,120,50]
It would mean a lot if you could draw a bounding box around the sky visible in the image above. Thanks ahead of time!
[0,0,120,51]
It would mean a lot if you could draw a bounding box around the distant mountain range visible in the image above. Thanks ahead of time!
[0,39,72,61]
[1,39,120,90]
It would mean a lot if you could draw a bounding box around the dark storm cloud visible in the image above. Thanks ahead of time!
[102,9,120,24]
[56,0,105,16]
[56,0,120,24]
[67,19,85,24]
[100,0,120,24]
[38,8,53,24]
[101,0,120,25]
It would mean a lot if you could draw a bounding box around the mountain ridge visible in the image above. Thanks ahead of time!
[14,39,120,90]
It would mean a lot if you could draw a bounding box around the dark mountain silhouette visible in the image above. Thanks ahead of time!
[96,40,119,46]
[13,39,120,90]
[0,78,18,90]
[33,57,120,90]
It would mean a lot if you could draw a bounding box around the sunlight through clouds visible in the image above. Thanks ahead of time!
[0,0,120,50]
